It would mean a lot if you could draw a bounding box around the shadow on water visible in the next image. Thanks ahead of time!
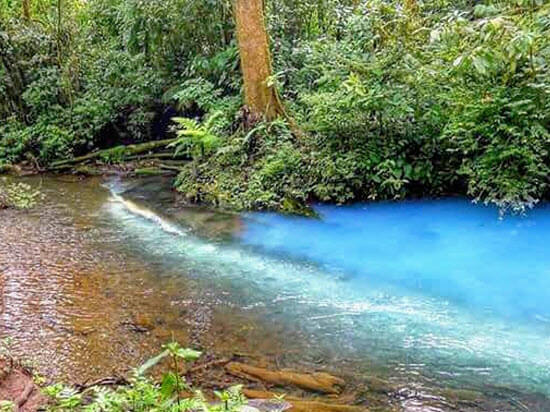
[1,175,549,411]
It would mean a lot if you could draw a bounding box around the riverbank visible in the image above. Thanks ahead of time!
[1,339,544,411]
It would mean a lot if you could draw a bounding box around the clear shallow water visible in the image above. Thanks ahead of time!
[107,179,550,403]
[0,177,290,384]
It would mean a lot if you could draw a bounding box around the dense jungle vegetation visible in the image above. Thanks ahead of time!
[1,0,549,213]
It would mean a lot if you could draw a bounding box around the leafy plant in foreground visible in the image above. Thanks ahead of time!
[44,342,249,411]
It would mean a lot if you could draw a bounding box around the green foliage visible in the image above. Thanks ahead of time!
[169,112,224,160]
[172,0,550,213]
[444,86,549,212]
[166,79,223,113]
[1,0,550,213]
[0,400,15,412]
[175,119,309,214]
[44,343,249,411]
[0,178,42,210]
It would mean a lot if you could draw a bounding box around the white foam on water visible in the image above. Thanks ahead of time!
[110,192,187,237]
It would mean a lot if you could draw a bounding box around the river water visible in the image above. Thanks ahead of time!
[1,175,549,411]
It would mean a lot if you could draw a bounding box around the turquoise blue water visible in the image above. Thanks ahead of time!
[242,201,550,325]
[105,182,550,403]
[241,201,550,394]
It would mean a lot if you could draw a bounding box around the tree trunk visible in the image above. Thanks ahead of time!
[234,0,283,121]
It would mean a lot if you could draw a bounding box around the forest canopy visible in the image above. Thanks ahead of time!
[1,0,549,213]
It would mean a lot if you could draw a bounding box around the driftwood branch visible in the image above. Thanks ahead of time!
[225,362,345,394]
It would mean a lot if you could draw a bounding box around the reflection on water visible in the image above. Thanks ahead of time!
[1,175,549,411]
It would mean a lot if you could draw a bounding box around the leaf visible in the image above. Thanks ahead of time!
[452,55,464,67]
[160,371,178,399]
[472,56,487,75]
[404,164,413,178]
[175,348,202,362]
[136,349,169,376]
[203,110,224,132]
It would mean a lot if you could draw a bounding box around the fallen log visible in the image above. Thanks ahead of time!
[134,167,175,176]
[49,139,178,169]
[125,153,188,162]
[158,163,185,172]
[225,362,345,394]
[243,389,366,412]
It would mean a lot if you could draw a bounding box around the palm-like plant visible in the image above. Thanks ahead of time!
[168,111,224,160]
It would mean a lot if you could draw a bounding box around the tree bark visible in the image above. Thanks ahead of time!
[234,0,283,121]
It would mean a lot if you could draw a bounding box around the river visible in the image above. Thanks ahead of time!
[1,175,549,411]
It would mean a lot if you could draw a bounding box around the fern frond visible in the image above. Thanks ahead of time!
[203,111,224,132]
[172,117,200,130]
